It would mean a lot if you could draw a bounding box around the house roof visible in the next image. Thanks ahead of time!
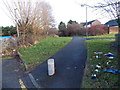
[81,20,96,26]
[105,20,118,26]
[87,20,96,25]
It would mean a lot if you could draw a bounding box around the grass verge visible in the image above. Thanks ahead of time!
[83,34,115,38]
[0,56,13,60]
[19,37,72,69]
[83,39,119,88]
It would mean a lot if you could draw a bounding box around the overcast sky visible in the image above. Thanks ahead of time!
[0,0,112,27]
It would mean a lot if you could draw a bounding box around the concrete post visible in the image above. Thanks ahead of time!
[47,59,55,76]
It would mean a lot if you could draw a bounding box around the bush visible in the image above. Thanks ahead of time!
[58,22,68,36]
[58,20,85,36]
[18,26,47,46]
[1,26,17,36]
[46,28,58,36]
[88,25,108,36]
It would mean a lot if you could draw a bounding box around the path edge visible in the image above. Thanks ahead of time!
[17,52,41,88]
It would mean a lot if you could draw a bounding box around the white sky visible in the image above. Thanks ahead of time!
[0,0,112,27]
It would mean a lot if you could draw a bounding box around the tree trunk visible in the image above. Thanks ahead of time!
[118,25,120,33]
[115,33,120,51]
[115,33,120,71]
[117,17,120,33]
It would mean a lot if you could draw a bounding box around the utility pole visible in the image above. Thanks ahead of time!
[81,4,88,36]
[85,6,88,36]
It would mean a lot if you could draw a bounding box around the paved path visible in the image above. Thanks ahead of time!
[86,37,115,40]
[31,37,87,88]
[2,58,34,88]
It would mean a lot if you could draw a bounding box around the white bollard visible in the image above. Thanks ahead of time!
[47,59,55,76]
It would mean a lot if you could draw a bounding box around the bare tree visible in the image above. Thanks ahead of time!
[81,0,120,33]
[67,21,83,36]
[40,2,55,31]
[3,0,55,46]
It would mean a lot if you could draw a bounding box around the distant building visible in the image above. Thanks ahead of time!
[80,19,101,28]
[105,20,118,34]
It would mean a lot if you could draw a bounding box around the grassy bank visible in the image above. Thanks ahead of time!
[19,37,72,68]
[83,34,115,38]
[0,56,13,60]
[83,39,119,88]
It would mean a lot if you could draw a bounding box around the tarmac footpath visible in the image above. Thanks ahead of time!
[2,58,35,89]
[31,37,87,88]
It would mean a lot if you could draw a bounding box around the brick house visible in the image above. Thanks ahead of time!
[105,20,119,34]
[80,19,101,28]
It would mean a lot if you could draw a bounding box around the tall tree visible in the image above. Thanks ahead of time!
[67,21,82,36]
[68,20,78,24]
[58,22,68,36]
[3,0,55,46]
